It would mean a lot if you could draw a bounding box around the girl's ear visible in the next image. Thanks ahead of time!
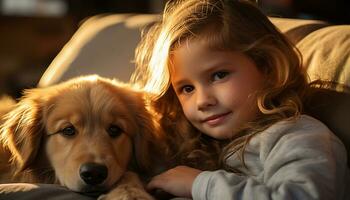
[0,89,45,173]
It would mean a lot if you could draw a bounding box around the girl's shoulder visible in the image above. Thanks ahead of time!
[254,114,345,151]
[264,114,332,137]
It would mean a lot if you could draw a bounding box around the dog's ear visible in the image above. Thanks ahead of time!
[0,89,45,173]
[129,92,164,174]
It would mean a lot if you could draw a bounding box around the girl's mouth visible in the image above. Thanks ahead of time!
[201,111,232,126]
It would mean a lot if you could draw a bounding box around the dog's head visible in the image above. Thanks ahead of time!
[0,75,161,193]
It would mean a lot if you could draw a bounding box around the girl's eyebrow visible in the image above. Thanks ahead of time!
[172,61,234,86]
[201,61,234,74]
[172,78,188,87]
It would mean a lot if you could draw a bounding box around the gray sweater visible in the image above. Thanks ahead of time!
[192,115,349,200]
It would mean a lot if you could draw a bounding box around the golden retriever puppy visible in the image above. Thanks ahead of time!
[0,75,164,199]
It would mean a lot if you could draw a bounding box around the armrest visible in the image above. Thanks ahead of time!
[38,14,159,87]
[0,183,94,200]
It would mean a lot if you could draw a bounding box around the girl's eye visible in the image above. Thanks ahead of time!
[212,71,229,81]
[60,126,76,137]
[181,85,194,94]
[107,125,123,138]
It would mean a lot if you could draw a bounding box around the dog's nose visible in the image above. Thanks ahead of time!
[79,162,108,185]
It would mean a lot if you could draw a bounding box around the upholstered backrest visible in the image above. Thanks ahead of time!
[272,18,350,165]
[38,14,160,86]
[37,14,350,165]
[38,15,350,87]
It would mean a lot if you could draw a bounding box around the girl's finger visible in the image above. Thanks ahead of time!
[147,176,163,190]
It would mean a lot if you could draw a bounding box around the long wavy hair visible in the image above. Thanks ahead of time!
[131,0,308,171]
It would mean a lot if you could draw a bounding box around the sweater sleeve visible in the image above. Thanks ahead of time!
[191,116,349,200]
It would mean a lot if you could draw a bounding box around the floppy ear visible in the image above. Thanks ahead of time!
[129,93,165,174]
[0,89,45,173]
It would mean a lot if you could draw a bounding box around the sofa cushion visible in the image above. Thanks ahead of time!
[38,14,159,86]
[297,25,350,89]
[0,183,94,200]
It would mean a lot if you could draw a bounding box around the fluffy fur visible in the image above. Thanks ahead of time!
[0,75,164,199]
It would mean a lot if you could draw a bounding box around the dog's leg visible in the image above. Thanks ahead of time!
[98,171,154,200]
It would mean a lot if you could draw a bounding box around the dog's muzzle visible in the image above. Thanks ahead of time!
[79,162,108,185]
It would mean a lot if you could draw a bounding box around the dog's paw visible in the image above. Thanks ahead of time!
[97,185,154,200]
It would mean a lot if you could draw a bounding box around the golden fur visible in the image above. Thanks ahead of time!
[0,75,163,198]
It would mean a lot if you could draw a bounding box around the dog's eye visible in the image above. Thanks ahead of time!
[107,125,123,138]
[60,126,76,137]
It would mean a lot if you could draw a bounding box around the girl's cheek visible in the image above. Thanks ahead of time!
[177,98,189,113]
[182,103,194,120]
[177,97,186,110]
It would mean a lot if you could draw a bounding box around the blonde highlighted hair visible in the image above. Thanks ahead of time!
[131,0,308,171]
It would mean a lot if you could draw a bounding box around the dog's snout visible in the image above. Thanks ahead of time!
[79,163,108,185]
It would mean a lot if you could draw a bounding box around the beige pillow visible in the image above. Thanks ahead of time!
[297,25,350,90]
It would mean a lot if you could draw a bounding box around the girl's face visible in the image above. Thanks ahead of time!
[170,39,265,139]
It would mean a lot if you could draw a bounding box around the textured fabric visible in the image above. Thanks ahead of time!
[269,17,326,34]
[192,115,350,200]
[297,25,350,89]
[0,183,95,200]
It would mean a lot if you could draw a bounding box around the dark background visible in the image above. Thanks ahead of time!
[0,0,166,98]
[0,0,348,98]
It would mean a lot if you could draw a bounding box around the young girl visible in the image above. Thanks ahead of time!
[131,0,349,199]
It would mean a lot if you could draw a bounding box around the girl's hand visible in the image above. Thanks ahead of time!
[147,165,202,198]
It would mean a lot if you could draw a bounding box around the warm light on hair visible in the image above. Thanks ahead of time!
[143,30,172,95]
[131,0,308,170]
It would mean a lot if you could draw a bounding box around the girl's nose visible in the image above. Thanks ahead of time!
[197,88,217,111]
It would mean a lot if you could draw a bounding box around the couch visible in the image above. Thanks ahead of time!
[0,14,349,199]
